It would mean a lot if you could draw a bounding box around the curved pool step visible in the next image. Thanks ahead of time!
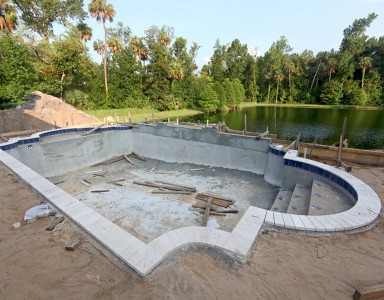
[270,189,292,213]
[286,184,311,215]
[308,179,355,216]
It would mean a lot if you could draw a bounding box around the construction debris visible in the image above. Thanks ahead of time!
[151,190,192,195]
[80,179,91,187]
[201,197,213,227]
[81,124,103,136]
[353,283,384,300]
[133,180,196,193]
[195,192,234,208]
[45,216,65,231]
[130,151,146,161]
[124,155,135,165]
[65,239,82,251]
[91,189,110,193]
[24,204,56,223]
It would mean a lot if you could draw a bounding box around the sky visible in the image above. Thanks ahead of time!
[80,0,384,68]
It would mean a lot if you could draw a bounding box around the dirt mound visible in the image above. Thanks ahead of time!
[0,91,100,134]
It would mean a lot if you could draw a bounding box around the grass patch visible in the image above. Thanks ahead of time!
[86,108,203,122]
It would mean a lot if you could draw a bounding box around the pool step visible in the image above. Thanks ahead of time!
[286,184,311,215]
[308,179,355,216]
[270,189,293,213]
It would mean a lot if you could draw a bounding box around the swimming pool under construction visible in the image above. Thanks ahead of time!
[0,122,381,276]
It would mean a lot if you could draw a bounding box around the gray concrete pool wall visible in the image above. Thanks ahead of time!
[5,123,272,178]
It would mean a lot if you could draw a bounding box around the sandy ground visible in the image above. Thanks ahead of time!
[1,162,384,299]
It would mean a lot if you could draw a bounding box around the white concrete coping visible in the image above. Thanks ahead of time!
[264,153,382,232]
[0,144,381,276]
[0,149,266,276]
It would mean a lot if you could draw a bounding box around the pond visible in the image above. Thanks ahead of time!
[182,106,384,150]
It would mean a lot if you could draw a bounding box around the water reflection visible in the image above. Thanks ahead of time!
[182,106,384,149]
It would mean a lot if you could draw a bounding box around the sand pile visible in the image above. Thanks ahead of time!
[0,91,99,134]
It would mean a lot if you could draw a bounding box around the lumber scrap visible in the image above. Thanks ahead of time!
[65,239,81,251]
[195,195,229,208]
[82,124,103,136]
[124,155,135,165]
[45,216,64,231]
[201,197,213,227]
[133,180,188,192]
[130,151,146,161]
[197,192,234,203]
[148,167,156,174]
[0,135,8,142]
[199,211,226,216]
[91,155,125,167]
[154,180,197,192]
[91,189,110,193]
[151,190,192,195]
[106,178,125,184]
[80,180,91,187]
[353,283,384,300]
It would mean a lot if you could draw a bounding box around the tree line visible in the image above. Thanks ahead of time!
[0,0,383,111]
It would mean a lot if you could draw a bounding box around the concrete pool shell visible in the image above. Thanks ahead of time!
[0,123,381,276]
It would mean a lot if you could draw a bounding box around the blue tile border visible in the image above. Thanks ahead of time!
[0,126,133,151]
[284,158,358,200]
[269,145,285,157]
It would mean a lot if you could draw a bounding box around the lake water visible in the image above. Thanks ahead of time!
[182,106,384,149]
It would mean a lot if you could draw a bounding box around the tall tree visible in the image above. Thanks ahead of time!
[12,0,86,39]
[76,22,92,46]
[359,56,372,88]
[130,36,147,66]
[0,1,17,32]
[89,0,115,93]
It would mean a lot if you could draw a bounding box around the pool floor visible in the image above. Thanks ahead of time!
[47,157,279,241]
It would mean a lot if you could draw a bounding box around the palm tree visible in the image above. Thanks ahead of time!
[108,37,122,54]
[0,1,17,32]
[93,39,104,56]
[76,22,93,46]
[130,36,147,65]
[88,0,116,93]
[359,57,372,89]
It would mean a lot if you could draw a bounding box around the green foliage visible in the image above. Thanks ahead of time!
[63,89,94,110]
[343,81,367,105]
[12,0,86,39]
[198,84,219,112]
[320,81,343,105]
[0,33,37,103]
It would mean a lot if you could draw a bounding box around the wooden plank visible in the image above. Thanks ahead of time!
[45,216,64,231]
[91,189,110,193]
[198,192,234,203]
[151,190,192,195]
[196,196,229,208]
[0,135,8,142]
[65,239,81,251]
[155,180,197,192]
[106,178,125,184]
[130,151,146,161]
[80,180,91,187]
[192,204,218,211]
[81,124,103,136]
[124,155,135,165]
[201,197,213,227]
[353,283,384,300]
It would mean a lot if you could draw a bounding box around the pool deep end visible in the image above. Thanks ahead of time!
[0,123,380,276]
